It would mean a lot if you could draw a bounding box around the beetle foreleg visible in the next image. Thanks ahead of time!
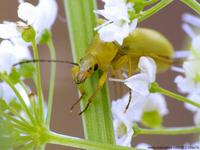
[70,86,86,111]
[124,88,132,113]
[124,57,134,112]
[79,71,108,115]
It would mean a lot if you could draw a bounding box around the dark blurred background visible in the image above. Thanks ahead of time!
[0,0,199,149]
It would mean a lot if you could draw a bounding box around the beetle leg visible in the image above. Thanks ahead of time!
[70,86,86,111]
[149,53,173,64]
[79,71,108,115]
[124,56,134,112]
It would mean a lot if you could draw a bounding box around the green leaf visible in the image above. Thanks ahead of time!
[8,68,21,84]
[18,62,36,79]
[141,111,162,128]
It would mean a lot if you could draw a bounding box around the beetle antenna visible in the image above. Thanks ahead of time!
[13,59,79,67]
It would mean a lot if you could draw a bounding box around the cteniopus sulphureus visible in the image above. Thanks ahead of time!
[71,27,174,114]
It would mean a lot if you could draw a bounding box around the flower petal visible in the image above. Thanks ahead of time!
[138,56,157,83]
[18,2,37,25]
[125,73,150,96]
[185,92,200,112]
[143,93,168,116]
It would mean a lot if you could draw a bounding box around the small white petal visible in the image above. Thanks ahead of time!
[18,2,37,25]
[182,23,196,38]
[138,57,157,82]
[0,82,30,106]
[0,40,31,74]
[175,50,190,59]
[98,22,130,45]
[182,13,200,27]
[185,93,200,112]
[0,22,19,39]
[129,19,138,32]
[183,60,200,80]
[194,110,200,126]
[115,129,133,147]
[143,93,168,116]
[192,35,200,52]
[125,73,150,96]
[174,76,196,93]
[171,66,185,73]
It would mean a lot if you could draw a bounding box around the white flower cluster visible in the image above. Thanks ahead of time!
[112,57,168,147]
[95,0,138,45]
[0,0,57,102]
[174,13,200,126]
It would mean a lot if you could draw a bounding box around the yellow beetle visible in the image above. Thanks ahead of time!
[71,27,174,114]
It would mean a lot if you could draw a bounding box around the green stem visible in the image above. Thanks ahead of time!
[48,131,136,150]
[31,40,44,122]
[181,0,200,14]
[0,73,35,124]
[136,126,200,135]
[46,32,56,128]
[3,114,32,132]
[150,83,200,109]
[6,103,32,128]
[138,0,173,22]
[64,0,115,144]
[143,0,159,6]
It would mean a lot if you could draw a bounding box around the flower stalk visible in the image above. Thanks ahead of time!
[138,0,173,22]
[181,0,200,14]
[150,83,200,109]
[31,39,44,122]
[48,131,136,150]
[46,31,56,128]
[134,125,200,135]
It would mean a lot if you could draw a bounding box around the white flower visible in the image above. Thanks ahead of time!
[174,36,200,95]
[112,92,168,146]
[112,94,135,147]
[0,40,31,74]
[124,56,157,96]
[0,0,57,45]
[184,93,200,112]
[18,0,58,37]
[95,0,138,44]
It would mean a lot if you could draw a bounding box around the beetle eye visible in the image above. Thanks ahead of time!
[94,64,98,71]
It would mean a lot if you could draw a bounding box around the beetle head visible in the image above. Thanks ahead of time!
[71,55,99,84]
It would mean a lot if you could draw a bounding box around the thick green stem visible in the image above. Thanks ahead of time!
[136,126,200,135]
[46,32,56,128]
[31,40,44,122]
[138,0,173,22]
[48,131,135,150]
[181,0,200,14]
[150,83,200,109]
[64,0,115,144]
